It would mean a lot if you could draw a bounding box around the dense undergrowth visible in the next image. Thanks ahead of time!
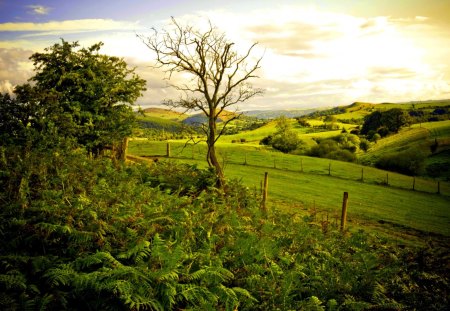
[0,148,448,310]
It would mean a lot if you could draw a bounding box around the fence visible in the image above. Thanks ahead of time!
[128,140,450,196]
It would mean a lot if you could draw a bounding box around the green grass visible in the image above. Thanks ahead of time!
[128,139,450,238]
[360,120,450,165]
[141,107,187,120]
[319,100,450,121]
[129,140,448,193]
[223,164,450,237]
[413,119,450,138]
[138,115,183,127]
[376,99,450,110]
[220,118,352,148]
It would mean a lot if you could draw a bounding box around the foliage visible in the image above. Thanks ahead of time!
[376,147,429,176]
[3,40,146,156]
[1,146,448,310]
[361,108,410,136]
[260,116,303,153]
[308,138,357,162]
[359,138,371,152]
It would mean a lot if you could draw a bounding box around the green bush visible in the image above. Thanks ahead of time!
[308,139,356,162]
[309,139,340,158]
[259,135,272,146]
[376,147,428,175]
[359,138,371,152]
[271,131,302,153]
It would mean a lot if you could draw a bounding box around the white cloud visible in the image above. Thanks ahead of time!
[0,48,34,91]
[27,5,51,15]
[1,5,449,109]
[0,19,141,33]
[0,80,14,94]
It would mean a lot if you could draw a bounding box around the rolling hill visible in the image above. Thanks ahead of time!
[141,107,187,120]
[307,99,450,121]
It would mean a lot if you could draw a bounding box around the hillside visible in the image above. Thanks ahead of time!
[359,120,450,179]
[182,110,240,125]
[306,99,450,122]
[142,107,187,120]
[242,108,322,119]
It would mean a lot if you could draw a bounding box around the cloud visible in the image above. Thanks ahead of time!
[369,66,418,80]
[27,5,51,15]
[0,80,15,94]
[0,19,141,34]
[0,48,34,93]
[1,5,449,109]
[246,22,339,57]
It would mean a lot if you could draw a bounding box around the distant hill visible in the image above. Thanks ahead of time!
[242,108,322,119]
[306,99,450,121]
[142,107,187,121]
[182,110,240,125]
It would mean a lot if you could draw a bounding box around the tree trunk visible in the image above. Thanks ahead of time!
[207,116,225,188]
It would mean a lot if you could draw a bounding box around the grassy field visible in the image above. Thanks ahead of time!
[219,118,352,148]
[360,120,450,165]
[324,100,450,121]
[128,139,450,240]
[141,107,187,120]
[129,139,449,193]
[129,111,450,243]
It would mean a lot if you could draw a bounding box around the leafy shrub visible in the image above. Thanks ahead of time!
[144,161,216,195]
[377,126,390,137]
[376,147,428,175]
[270,131,302,153]
[309,139,340,158]
[359,138,371,152]
[259,135,272,146]
[308,138,357,162]
[326,149,357,162]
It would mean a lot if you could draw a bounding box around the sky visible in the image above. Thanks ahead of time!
[1,0,450,110]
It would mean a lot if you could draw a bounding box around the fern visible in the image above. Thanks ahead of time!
[117,240,151,264]
[44,264,75,287]
[176,283,216,307]
[0,272,27,290]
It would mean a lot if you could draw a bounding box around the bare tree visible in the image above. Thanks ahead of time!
[139,17,263,187]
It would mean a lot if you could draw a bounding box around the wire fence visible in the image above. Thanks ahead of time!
[128,140,450,196]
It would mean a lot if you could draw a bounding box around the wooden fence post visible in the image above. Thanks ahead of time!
[244,153,247,165]
[261,172,269,214]
[361,168,364,182]
[340,192,349,232]
[412,177,415,191]
[166,142,171,157]
[328,163,331,176]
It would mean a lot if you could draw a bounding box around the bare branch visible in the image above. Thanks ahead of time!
[139,17,263,187]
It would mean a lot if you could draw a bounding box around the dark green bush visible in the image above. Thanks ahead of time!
[309,139,340,158]
[376,147,428,176]
[326,149,357,162]
[308,138,356,162]
[259,135,272,146]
